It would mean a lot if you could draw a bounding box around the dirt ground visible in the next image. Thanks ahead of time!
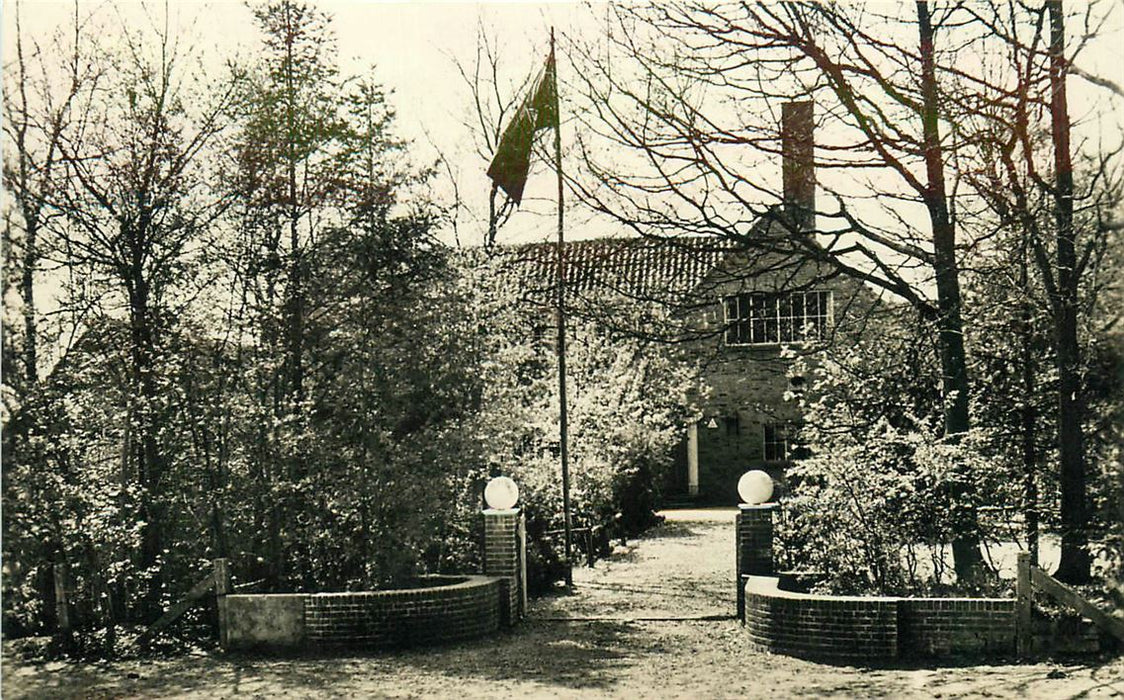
[3,511,1122,699]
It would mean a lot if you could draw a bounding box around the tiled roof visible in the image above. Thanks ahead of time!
[498,235,736,302]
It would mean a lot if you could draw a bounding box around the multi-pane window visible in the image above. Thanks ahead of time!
[763,421,807,462]
[764,424,800,462]
[763,422,790,461]
[723,290,832,345]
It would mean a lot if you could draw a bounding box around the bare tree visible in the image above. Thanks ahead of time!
[569,0,1124,582]
[447,19,540,246]
[569,1,989,578]
[956,0,1123,583]
[1047,0,1089,584]
[2,1,100,389]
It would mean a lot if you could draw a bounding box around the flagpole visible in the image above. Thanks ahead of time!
[551,27,574,594]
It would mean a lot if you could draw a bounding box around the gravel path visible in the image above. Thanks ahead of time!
[531,514,736,621]
[3,510,1122,699]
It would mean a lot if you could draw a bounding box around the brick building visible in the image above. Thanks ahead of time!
[497,102,874,504]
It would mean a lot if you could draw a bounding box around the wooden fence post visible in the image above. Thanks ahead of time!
[53,562,74,652]
[213,558,231,648]
[98,574,116,654]
[1016,551,1032,657]
[213,558,231,595]
[53,563,71,634]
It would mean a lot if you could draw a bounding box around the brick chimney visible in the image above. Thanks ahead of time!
[781,101,815,233]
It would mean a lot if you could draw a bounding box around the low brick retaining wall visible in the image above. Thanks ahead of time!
[743,575,1015,662]
[223,575,505,651]
[898,597,1017,657]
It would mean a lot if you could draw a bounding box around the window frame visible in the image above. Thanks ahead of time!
[762,422,790,462]
[722,289,833,346]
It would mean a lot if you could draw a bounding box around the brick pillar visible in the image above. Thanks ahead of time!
[483,508,525,626]
[736,503,777,621]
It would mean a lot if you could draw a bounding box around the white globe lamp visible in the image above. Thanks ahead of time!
[738,470,774,505]
[484,476,520,510]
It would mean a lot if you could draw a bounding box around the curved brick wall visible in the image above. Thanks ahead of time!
[897,598,1016,657]
[304,575,502,648]
[224,575,505,651]
[744,576,898,661]
[743,576,1015,662]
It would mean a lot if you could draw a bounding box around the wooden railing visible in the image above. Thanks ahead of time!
[134,558,231,648]
[1016,551,1124,655]
[543,525,606,568]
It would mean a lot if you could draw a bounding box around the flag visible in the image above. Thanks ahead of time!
[487,53,558,205]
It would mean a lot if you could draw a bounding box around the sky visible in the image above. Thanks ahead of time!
[3,0,1124,252]
[3,0,603,248]
[252,1,599,245]
[4,0,1123,373]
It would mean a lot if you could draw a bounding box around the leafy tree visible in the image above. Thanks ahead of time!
[0,2,240,621]
[217,0,479,591]
[224,0,348,588]
[2,320,134,639]
[3,0,508,645]
[961,240,1056,566]
[780,307,1015,595]
[3,6,107,628]
[462,254,705,588]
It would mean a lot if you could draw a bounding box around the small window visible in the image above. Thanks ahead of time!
[764,422,808,461]
[724,414,740,436]
[723,290,832,345]
[763,422,790,461]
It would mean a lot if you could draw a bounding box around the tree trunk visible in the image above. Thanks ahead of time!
[1048,0,1090,584]
[284,2,304,409]
[1020,228,1040,565]
[12,6,39,390]
[129,273,167,620]
[917,1,984,580]
[21,217,37,386]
